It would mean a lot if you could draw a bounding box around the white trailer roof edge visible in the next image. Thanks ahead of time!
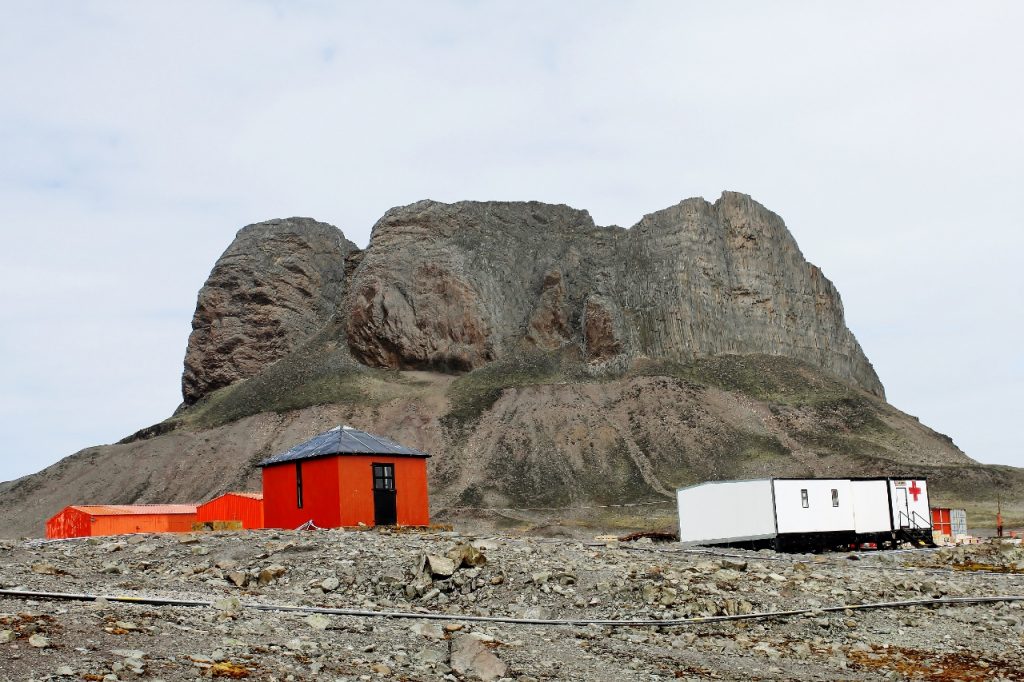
[677,476,931,492]
[675,478,772,493]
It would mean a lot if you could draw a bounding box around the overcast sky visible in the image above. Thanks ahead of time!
[1,1,1021,483]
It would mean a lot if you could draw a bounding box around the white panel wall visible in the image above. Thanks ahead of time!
[677,480,776,544]
[950,508,967,535]
[851,480,892,533]
[889,478,931,529]
[773,479,855,534]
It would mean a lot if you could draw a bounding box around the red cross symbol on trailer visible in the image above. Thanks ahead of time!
[908,480,922,501]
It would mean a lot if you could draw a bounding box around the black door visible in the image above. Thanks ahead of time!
[372,463,397,525]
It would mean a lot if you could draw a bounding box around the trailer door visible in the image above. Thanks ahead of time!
[894,486,909,528]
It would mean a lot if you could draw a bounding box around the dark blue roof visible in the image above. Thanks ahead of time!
[258,426,429,467]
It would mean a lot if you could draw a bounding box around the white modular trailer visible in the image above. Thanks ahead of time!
[677,477,932,551]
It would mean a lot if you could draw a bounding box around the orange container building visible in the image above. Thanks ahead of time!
[931,507,967,536]
[46,504,198,539]
[197,492,265,529]
[260,425,430,529]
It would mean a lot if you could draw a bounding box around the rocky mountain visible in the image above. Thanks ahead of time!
[182,193,882,403]
[1,192,1019,537]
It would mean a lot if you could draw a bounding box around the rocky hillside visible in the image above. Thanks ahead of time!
[1,192,1019,537]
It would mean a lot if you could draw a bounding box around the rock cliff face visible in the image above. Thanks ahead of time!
[343,193,883,396]
[182,218,357,404]
[182,193,881,405]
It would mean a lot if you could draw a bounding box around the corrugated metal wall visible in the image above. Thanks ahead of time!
[45,507,91,539]
[91,512,197,535]
[262,455,429,529]
[263,457,342,530]
[337,455,430,527]
[197,494,264,529]
[45,506,198,538]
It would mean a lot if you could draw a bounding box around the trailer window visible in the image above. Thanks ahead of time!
[831,489,839,507]
[296,461,304,509]
[801,489,808,508]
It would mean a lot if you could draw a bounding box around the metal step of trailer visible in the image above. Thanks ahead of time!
[895,528,935,548]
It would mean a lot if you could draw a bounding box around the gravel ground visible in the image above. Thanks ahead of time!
[1,529,1023,681]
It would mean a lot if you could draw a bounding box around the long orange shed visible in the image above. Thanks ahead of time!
[46,504,198,539]
[259,425,430,530]
[197,492,265,529]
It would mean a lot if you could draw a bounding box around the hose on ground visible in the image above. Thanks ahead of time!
[1,588,1022,628]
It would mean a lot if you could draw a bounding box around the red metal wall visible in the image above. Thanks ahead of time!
[932,508,952,535]
[45,507,198,538]
[91,513,197,535]
[46,507,91,539]
[262,455,430,529]
[338,455,430,527]
[262,457,341,530]
[197,494,265,529]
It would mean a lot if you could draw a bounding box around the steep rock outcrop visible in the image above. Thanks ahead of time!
[182,218,356,404]
[524,270,572,350]
[583,295,625,362]
[618,192,884,396]
[344,193,884,396]
[184,194,882,400]
[345,201,599,371]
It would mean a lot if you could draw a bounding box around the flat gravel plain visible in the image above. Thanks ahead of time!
[1,529,1023,681]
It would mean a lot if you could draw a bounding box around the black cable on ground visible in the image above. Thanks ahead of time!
[1,588,1022,629]
[618,543,1024,579]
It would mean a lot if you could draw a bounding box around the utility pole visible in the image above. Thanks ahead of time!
[997,491,1004,539]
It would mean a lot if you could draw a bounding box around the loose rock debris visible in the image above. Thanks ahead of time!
[1,529,1024,680]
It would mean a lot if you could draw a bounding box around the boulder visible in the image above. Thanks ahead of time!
[423,554,456,578]
[447,543,487,569]
[449,634,507,681]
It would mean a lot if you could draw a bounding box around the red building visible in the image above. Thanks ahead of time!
[46,504,198,539]
[197,492,265,529]
[260,425,430,529]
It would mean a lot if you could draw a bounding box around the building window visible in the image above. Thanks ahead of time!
[296,461,304,509]
[831,489,839,507]
[373,464,395,491]
[801,489,809,508]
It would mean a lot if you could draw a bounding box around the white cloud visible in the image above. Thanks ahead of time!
[1,1,1022,481]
